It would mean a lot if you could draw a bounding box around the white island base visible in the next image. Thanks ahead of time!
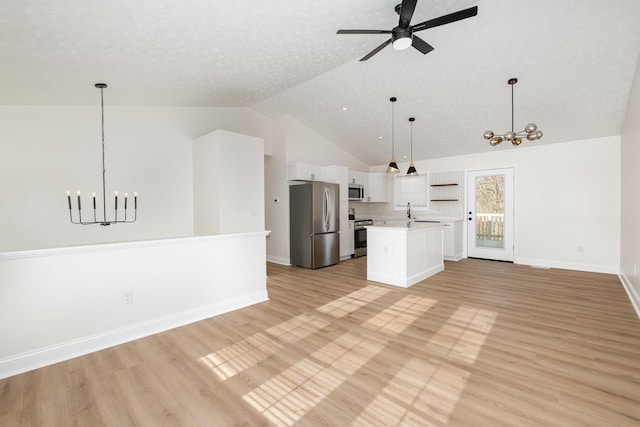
[367,222,444,288]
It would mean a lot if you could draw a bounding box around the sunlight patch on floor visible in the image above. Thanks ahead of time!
[242,359,346,426]
[311,331,385,375]
[316,285,391,318]
[353,305,498,425]
[199,313,330,380]
[378,357,471,424]
[265,313,331,344]
[424,305,498,363]
[361,295,437,336]
[244,329,384,426]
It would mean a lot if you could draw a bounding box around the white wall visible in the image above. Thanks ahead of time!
[371,136,621,274]
[264,115,369,264]
[0,106,271,252]
[193,130,265,235]
[621,57,640,314]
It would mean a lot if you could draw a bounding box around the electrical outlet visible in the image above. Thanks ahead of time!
[122,290,133,305]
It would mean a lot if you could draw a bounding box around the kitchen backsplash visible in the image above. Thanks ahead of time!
[349,170,464,219]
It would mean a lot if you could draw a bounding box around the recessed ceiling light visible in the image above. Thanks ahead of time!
[341,106,348,111]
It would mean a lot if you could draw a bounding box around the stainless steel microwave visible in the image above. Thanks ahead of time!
[348,183,364,201]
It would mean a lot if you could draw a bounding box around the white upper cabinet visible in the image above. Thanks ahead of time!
[287,163,326,182]
[325,165,349,202]
[348,170,368,186]
[367,173,389,203]
[347,170,389,202]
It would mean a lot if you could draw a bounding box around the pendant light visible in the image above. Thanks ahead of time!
[406,117,417,175]
[386,97,399,174]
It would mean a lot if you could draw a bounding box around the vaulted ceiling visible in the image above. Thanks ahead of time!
[2,0,640,165]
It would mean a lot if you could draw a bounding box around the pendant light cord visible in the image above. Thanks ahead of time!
[100,85,107,223]
[410,119,413,160]
[511,82,515,133]
[391,99,395,157]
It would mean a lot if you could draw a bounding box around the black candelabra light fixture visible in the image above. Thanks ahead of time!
[66,83,137,226]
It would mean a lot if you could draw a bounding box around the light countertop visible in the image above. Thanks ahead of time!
[367,222,442,230]
[368,216,463,223]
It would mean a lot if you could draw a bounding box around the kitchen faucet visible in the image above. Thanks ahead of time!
[407,202,411,218]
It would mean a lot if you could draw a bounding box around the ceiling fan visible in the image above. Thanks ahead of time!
[337,0,478,61]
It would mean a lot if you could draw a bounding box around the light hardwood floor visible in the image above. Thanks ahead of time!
[2,258,640,426]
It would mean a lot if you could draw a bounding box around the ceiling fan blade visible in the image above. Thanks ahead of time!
[398,0,418,27]
[360,39,392,61]
[412,6,478,32]
[337,29,391,35]
[411,35,434,55]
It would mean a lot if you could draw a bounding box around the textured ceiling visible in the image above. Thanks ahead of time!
[2,0,640,165]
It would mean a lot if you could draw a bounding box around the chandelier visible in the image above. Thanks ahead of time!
[386,97,399,173]
[483,78,543,146]
[66,83,137,226]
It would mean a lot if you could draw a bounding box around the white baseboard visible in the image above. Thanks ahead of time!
[619,272,640,320]
[0,290,269,380]
[266,255,290,265]
[444,252,464,262]
[516,257,618,274]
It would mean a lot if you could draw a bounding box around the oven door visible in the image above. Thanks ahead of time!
[354,226,367,257]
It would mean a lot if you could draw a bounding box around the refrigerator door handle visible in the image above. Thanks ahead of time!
[323,187,330,232]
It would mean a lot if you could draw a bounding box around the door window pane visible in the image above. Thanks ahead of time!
[475,175,505,248]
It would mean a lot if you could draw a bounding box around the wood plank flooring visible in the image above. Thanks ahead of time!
[2,258,640,426]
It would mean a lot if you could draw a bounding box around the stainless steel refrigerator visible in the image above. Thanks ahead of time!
[289,182,340,269]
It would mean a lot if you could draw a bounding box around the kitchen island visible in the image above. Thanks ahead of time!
[367,222,443,288]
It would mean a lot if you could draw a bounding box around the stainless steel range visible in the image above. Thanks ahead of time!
[353,219,373,258]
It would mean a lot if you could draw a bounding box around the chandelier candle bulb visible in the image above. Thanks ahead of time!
[124,193,128,210]
[92,192,96,210]
[77,191,81,210]
[114,191,118,210]
[67,191,72,210]
[134,192,137,209]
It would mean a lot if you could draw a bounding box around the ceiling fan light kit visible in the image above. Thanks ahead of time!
[392,28,413,50]
[484,78,543,147]
[337,0,478,61]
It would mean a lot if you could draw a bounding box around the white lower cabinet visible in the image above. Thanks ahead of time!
[339,201,353,259]
[347,220,355,258]
[442,221,463,261]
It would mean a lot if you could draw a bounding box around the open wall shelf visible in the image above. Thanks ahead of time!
[428,171,464,218]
